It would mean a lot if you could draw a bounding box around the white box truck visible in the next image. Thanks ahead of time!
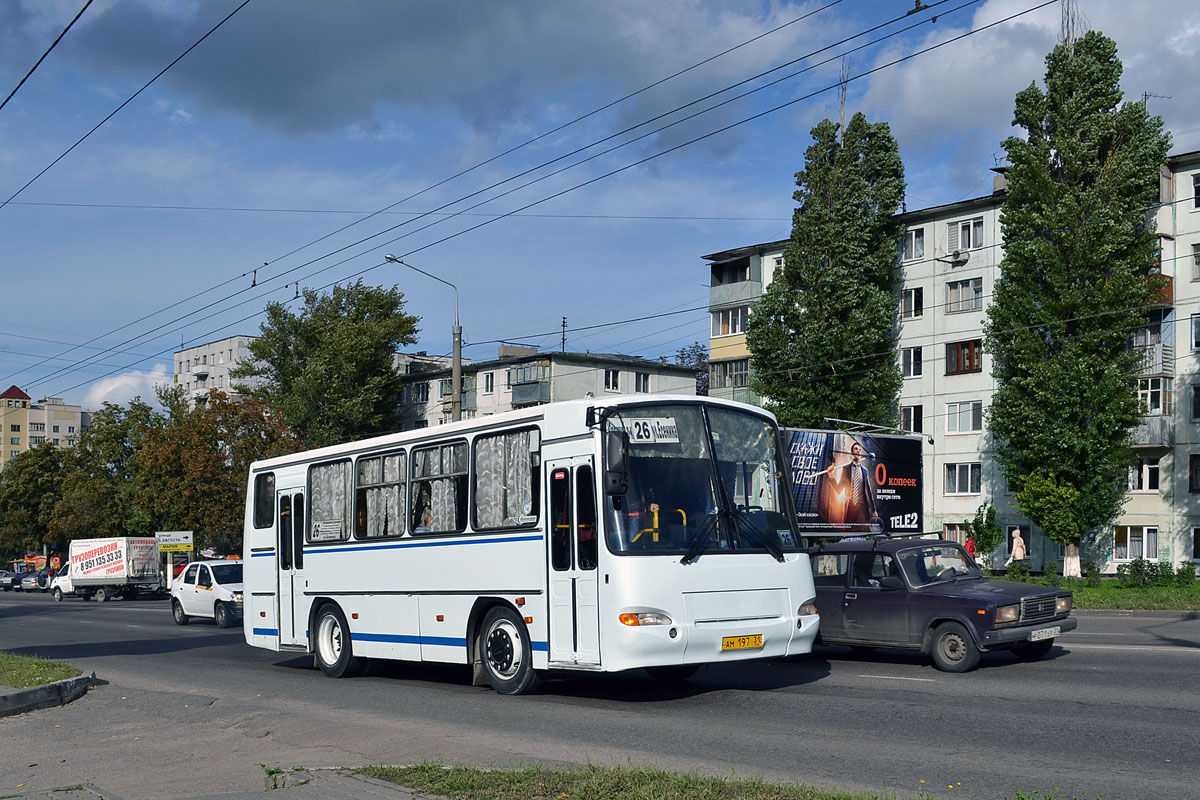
[51,537,161,602]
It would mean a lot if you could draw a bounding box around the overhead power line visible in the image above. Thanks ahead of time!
[0,0,94,115]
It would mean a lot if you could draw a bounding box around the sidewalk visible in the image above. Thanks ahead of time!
[8,769,436,800]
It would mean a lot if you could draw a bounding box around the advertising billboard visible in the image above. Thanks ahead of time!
[782,428,923,536]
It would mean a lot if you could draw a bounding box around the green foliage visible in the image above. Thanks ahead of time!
[1043,560,1062,587]
[747,113,905,428]
[965,504,1005,563]
[0,652,81,689]
[1081,559,1103,588]
[0,443,68,555]
[1176,561,1197,586]
[984,31,1170,550]
[233,280,420,448]
[1005,560,1031,582]
[673,342,709,396]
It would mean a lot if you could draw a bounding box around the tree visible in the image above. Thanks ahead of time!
[136,389,299,553]
[983,31,1170,578]
[964,503,1005,568]
[673,342,709,396]
[0,443,68,558]
[49,398,166,541]
[233,280,421,448]
[746,112,905,428]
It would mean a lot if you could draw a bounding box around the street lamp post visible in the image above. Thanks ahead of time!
[384,255,462,421]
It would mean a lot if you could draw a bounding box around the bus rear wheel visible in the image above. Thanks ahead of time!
[479,606,543,695]
[314,604,365,678]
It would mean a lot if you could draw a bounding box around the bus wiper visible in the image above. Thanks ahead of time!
[728,507,786,563]
[680,514,717,565]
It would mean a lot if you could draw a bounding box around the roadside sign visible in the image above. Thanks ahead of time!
[156,530,194,553]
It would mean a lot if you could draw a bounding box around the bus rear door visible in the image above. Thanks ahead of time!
[546,458,600,666]
[276,488,306,648]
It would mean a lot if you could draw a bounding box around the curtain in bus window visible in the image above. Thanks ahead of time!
[431,477,456,530]
[476,430,534,528]
[310,461,350,541]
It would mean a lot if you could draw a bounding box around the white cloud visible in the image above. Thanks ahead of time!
[82,363,171,409]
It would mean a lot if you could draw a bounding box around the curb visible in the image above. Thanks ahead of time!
[0,671,101,718]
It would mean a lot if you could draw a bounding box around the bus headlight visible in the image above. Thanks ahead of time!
[798,601,818,616]
[619,612,672,626]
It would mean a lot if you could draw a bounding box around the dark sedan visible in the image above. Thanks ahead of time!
[807,537,1076,672]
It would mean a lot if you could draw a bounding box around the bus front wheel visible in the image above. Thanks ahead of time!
[479,606,543,695]
[314,604,365,678]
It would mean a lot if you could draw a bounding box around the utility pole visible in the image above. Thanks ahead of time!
[561,317,567,353]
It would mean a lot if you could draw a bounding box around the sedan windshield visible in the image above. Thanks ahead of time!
[210,563,243,585]
[605,403,799,557]
[896,544,983,587]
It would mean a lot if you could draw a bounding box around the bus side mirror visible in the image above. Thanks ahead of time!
[604,430,629,496]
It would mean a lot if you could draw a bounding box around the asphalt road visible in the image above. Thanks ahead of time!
[1,590,1197,800]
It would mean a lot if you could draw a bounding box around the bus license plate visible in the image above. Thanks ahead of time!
[1029,626,1059,642]
[722,634,763,651]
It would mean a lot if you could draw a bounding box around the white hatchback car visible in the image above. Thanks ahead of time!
[171,560,244,628]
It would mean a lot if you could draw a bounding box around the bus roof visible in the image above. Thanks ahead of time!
[248,394,778,473]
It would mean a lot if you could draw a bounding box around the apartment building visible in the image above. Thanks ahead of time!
[173,335,259,406]
[704,150,1200,572]
[0,385,92,470]
[397,348,698,430]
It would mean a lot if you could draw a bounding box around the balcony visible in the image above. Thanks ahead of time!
[1134,343,1174,376]
[1144,273,1173,307]
[193,366,209,380]
[512,381,551,407]
[440,391,477,412]
[710,385,761,407]
[1132,414,1174,448]
[709,280,762,309]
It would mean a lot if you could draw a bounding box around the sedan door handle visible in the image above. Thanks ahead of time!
[844,592,857,600]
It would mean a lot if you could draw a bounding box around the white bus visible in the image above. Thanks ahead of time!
[242,395,818,694]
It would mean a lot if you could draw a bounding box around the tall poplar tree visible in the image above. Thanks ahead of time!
[747,112,905,428]
[984,31,1170,576]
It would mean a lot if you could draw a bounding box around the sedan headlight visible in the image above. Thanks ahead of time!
[994,604,1020,625]
[619,612,672,626]
[1056,595,1072,614]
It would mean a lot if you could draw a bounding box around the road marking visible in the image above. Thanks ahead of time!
[1067,643,1199,654]
[127,624,143,628]
[859,674,937,682]
[77,620,93,624]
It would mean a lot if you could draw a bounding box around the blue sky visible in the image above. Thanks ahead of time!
[1,0,1198,409]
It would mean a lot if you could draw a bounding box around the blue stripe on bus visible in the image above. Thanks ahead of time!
[307,534,543,554]
[253,627,279,636]
[250,551,275,558]
[348,633,550,651]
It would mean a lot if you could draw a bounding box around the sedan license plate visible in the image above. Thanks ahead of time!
[721,634,763,651]
[1030,626,1060,642]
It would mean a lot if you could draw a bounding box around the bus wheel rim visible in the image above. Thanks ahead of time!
[487,620,522,679]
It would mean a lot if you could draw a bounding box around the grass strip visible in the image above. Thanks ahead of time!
[1071,582,1200,610]
[0,652,82,689]
[363,763,1090,800]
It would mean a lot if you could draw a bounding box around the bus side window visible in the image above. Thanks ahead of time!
[550,468,571,571]
[254,472,275,529]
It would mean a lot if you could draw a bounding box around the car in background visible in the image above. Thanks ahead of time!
[19,571,42,592]
[807,537,1077,672]
[0,570,19,591]
[170,559,244,628]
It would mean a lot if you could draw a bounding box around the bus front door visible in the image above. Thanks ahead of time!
[276,488,306,648]
[546,459,600,666]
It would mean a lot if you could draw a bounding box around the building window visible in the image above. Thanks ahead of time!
[904,228,925,260]
[1192,385,1200,419]
[1192,528,1200,561]
[30,423,43,432]
[604,369,620,391]
[8,424,18,432]
[901,347,922,378]
[1139,377,1172,415]
[1114,526,1158,561]
[1128,458,1160,492]
[30,436,44,444]
[68,426,75,433]
[1192,244,1200,281]
[946,277,983,313]
[946,400,983,433]
[9,437,19,446]
[483,372,494,394]
[1190,455,1200,492]
[946,340,983,375]
[10,451,17,458]
[711,306,750,337]
[901,287,923,319]
[1193,174,1200,209]
[944,462,982,495]
[900,404,922,433]
[949,217,984,251]
[635,372,649,393]
[710,359,749,389]
[943,523,967,545]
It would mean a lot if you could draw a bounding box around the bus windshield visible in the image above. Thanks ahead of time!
[604,403,799,557]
